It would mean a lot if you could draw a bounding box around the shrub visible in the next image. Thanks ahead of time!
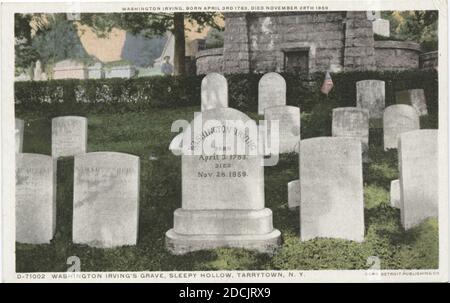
[15,69,438,118]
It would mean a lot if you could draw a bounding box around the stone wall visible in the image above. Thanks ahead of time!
[196,48,224,75]
[343,11,375,71]
[420,51,438,70]
[374,41,421,71]
[222,13,251,74]
[246,12,346,74]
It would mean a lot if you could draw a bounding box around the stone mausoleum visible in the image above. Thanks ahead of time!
[196,11,435,75]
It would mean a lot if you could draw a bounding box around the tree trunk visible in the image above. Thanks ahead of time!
[173,13,185,76]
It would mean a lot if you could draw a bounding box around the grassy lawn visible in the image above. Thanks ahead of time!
[15,105,438,271]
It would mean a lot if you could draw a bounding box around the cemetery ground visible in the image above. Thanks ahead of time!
[16,105,438,272]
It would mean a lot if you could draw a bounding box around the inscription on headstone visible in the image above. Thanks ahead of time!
[356,80,385,119]
[73,152,140,248]
[383,105,420,150]
[16,153,56,244]
[332,107,369,162]
[300,137,364,242]
[15,118,24,154]
[399,130,438,229]
[201,73,228,111]
[166,108,281,254]
[264,105,300,154]
[52,116,87,158]
[258,72,286,115]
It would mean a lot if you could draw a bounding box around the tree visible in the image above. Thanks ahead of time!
[382,11,438,51]
[78,12,223,75]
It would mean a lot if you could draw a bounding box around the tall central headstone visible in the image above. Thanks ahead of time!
[52,116,87,158]
[16,153,56,244]
[300,137,364,242]
[258,72,286,115]
[398,129,438,229]
[356,80,385,119]
[73,152,140,248]
[201,73,228,111]
[166,108,281,254]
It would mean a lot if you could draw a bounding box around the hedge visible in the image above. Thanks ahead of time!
[15,69,438,117]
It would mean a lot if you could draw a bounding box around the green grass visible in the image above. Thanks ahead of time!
[15,106,439,271]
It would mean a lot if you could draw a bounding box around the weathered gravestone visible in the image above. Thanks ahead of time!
[395,89,428,116]
[332,107,369,162]
[52,116,87,158]
[165,108,281,254]
[201,73,228,111]
[258,72,286,115]
[399,129,438,229]
[16,153,56,244]
[300,137,364,242]
[390,179,400,209]
[264,106,300,154]
[15,118,24,154]
[356,80,385,119]
[73,152,140,248]
[288,180,300,209]
[383,105,420,150]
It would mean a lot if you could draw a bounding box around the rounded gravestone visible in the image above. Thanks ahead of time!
[299,137,364,242]
[264,105,300,154]
[52,116,87,158]
[356,80,385,119]
[383,104,420,150]
[16,153,56,244]
[201,73,228,111]
[332,107,369,162]
[398,129,438,230]
[288,179,300,209]
[258,72,286,115]
[73,152,140,248]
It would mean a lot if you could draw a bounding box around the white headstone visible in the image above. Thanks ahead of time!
[166,108,281,254]
[390,179,400,209]
[53,59,87,80]
[264,105,300,154]
[258,72,286,115]
[16,153,56,244]
[52,116,87,158]
[373,19,390,37]
[332,107,369,162]
[383,105,420,150]
[399,129,438,229]
[356,80,385,119]
[73,152,140,248]
[15,118,25,154]
[288,179,300,209]
[395,89,428,116]
[201,73,228,111]
[300,137,364,242]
